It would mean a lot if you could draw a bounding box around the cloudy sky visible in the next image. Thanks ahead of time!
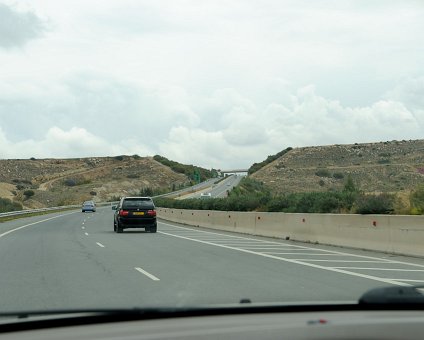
[0,0,423,169]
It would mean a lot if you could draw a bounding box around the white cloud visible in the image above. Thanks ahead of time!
[0,1,423,168]
[0,3,47,48]
[0,126,153,159]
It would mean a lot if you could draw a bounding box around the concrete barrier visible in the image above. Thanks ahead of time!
[157,208,424,257]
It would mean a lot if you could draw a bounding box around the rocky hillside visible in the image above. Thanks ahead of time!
[251,139,424,195]
[0,156,189,208]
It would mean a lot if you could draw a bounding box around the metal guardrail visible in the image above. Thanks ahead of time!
[0,205,80,218]
[0,178,226,219]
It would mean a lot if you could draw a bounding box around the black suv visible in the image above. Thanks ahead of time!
[113,197,157,233]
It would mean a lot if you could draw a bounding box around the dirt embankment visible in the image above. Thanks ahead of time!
[0,156,189,208]
[251,139,424,194]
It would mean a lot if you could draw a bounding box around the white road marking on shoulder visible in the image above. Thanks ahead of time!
[0,213,76,240]
[294,260,398,263]
[96,242,105,248]
[134,267,160,281]
[333,267,424,271]
[158,229,411,287]
[160,222,424,269]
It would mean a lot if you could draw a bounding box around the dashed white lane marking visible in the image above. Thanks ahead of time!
[158,230,410,287]
[96,242,105,248]
[85,232,89,236]
[135,267,160,281]
[82,226,85,230]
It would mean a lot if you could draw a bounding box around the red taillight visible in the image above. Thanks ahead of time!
[147,209,156,216]
[119,210,129,216]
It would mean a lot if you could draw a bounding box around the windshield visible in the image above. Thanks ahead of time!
[0,0,423,314]
[121,198,154,209]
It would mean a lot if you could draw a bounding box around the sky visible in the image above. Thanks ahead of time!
[0,0,423,169]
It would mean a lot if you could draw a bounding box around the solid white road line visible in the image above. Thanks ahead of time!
[96,242,105,248]
[160,222,424,269]
[333,267,424,271]
[158,230,410,287]
[0,213,76,240]
[294,260,398,263]
[134,267,160,281]
[263,252,344,256]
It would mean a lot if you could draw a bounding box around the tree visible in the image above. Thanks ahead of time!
[355,193,395,214]
[410,184,424,214]
[23,190,35,199]
[343,174,357,193]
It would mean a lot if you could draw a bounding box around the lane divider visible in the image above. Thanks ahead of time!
[134,267,160,281]
[96,242,105,248]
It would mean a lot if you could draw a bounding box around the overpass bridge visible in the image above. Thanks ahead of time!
[219,169,249,176]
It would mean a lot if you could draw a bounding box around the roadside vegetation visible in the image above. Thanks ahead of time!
[248,147,293,175]
[410,184,424,215]
[155,176,423,215]
[153,155,218,181]
[0,197,23,213]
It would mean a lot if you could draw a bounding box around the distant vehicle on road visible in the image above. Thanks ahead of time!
[81,201,96,212]
[112,197,157,233]
[200,192,212,198]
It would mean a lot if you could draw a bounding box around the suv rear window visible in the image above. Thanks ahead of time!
[122,198,154,210]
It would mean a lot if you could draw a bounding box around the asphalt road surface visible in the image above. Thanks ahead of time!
[1,207,424,312]
[178,175,242,199]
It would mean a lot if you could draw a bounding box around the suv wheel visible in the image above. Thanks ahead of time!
[149,224,157,233]
[116,222,123,233]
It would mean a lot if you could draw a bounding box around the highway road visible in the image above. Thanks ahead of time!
[176,175,243,199]
[1,207,424,312]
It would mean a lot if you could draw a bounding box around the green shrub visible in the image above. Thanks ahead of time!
[140,187,154,196]
[315,169,331,177]
[333,172,344,179]
[23,190,35,199]
[410,184,424,214]
[64,179,77,186]
[153,155,215,181]
[248,147,293,174]
[0,198,23,213]
[355,193,395,214]
[63,177,91,186]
